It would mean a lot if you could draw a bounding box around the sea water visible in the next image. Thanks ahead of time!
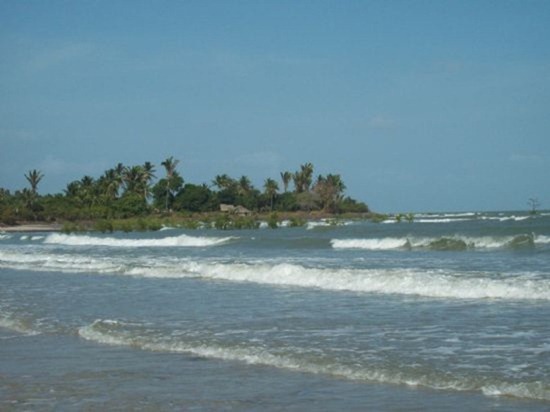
[1,211,549,410]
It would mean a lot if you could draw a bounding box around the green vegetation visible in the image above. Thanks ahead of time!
[0,160,372,230]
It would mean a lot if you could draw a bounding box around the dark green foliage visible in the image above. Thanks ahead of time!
[0,207,17,225]
[0,159,370,230]
[174,184,218,212]
[214,214,232,230]
[94,219,114,233]
[338,197,369,214]
[274,192,299,212]
[267,212,279,229]
[289,216,306,227]
[113,194,149,218]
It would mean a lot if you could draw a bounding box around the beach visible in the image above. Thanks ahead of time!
[0,223,62,233]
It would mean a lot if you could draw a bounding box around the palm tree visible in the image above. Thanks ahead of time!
[141,162,156,200]
[280,171,292,193]
[122,165,144,196]
[314,174,346,212]
[122,163,155,201]
[161,157,180,211]
[292,163,314,193]
[212,174,235,191]
[25,169,44,194]
[238,176,252,195]
[264,178,279,211]
[98,168,123,201]
[300,163,314,192]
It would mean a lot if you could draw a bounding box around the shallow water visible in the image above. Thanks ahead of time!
[1,211,549,410]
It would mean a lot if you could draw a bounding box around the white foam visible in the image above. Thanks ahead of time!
[43,233,232,248]
[482,382,550,401]
[306,221,330,230]
[331,238,409,250]
[0,314,40,336]
[78,319,463,390]
[0,250,127,273]
[131,261,550,301]
[2,250,549,301]
[535,235,550,245]
[79,319,550,402]
[415,218,470,223]
[331,234,541,251]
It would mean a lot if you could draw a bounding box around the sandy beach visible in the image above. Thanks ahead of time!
[0,223,62,233]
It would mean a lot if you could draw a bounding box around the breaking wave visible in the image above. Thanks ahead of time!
[2,251,548,301]
[43,233,233,248]
[79,319,550,402]
[332,234,546,251]
[0,313,40,336]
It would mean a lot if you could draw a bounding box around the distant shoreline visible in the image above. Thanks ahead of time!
[0,223,63,233]
[0,212,375,233]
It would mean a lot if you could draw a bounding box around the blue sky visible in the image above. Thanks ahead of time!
[1,0,549,212]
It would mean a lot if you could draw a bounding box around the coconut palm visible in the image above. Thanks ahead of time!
[300,163,314,192]
[292,163,314,193]
[25,169,44,194]
[141,162,156,200]
[122,163,155,201]
[161,157,180,211]
[280,171,292,193]
[98,168,123,201]
[314,174,346,212]
[238,176,253,195]
[264,178,279,211]
[212,174,236,191]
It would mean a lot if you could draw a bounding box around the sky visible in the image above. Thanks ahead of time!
[1,0,549,212]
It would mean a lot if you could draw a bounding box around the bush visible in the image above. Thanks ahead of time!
[214,214,232,230]
[289,216,306,227]
[267,213,279,229]
[94,219,113,233]
[0,207,17,225]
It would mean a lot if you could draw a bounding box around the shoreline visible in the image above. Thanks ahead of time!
[0,212,375,233]
[0,223,63,233]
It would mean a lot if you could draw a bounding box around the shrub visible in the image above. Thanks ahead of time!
[267,213,279,229]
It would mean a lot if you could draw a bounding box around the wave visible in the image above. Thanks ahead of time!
[332,234,546,251]
[0,313,40,336]
[163,262,549,300]
[43,233,233,248]
[415,212,478,218]
[414,218,472,223]
[79,319,550,402]
[390,213,536,224]
[332,238,409,250]
[2,251,548,301]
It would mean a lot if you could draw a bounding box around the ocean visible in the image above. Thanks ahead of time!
[1,211,549,411]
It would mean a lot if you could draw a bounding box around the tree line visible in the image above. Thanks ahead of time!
[0,158,369,224]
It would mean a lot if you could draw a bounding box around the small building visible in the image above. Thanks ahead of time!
[219,204,252,216]
[234,205,252,216]
[219,204,236,213]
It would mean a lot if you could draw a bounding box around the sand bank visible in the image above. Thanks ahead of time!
[0,223,62,233]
